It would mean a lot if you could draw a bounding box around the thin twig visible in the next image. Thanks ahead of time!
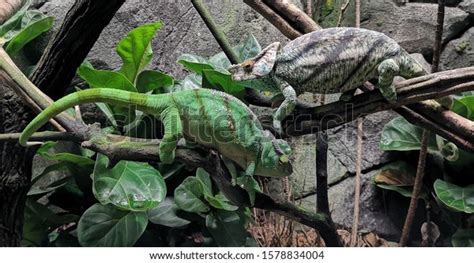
[351,0,362,247]
[399,0,446,247]
[399,129,431,246]
[336,0,351,27]
[190,0,240,64]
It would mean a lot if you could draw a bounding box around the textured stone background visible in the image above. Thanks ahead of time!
[31,0,474,241]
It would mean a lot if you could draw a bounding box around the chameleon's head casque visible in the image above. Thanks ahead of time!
[228,42,281,83]
[256,137,293,177]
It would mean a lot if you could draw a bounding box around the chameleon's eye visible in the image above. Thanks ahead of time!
[242,60,254,72]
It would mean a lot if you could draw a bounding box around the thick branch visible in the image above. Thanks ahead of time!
[30,0,125,99]
[264,0,321,32]
[286,67,474,152]
[243,0,303,39]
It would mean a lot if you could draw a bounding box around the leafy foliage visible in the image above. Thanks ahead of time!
[380,92,474,246]
[17,19,263,247]
[434,180,474,213]
[176,34,261,96]
[93,154,166,211]
[77,204,148,247]
[0,1,53,56]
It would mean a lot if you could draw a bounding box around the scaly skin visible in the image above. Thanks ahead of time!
[228,27,426,133]
[19,88,293,177]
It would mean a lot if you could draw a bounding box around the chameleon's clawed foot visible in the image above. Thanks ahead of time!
[273,120,283,135]
[159,150,176,164]
[339,89,356,102]
[378,84,398,104]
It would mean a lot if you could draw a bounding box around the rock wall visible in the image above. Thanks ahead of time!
[34,0,473,241]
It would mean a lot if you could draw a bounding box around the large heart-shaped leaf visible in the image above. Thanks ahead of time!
[136,70,174,93]
[117,22,162,83]
[147,198,190,228]
[206,210,248,247]
[93,154,166,211]
[174,176,209,213]
[434,179,474,213]
[451,228,474,247]
[380,117,438,151]
[77,204,148,247]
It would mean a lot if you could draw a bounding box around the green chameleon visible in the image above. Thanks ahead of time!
[19,88,293,177]
[229,27,431,133]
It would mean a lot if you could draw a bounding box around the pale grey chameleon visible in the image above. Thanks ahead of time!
[228,27,428,133]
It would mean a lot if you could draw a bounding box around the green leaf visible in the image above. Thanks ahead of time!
[77,204,148,247]
[117,22,162,83]
[178,73,202,90]
[147,198,190,228]
[174,177,209,213]
[205,193,239,211]
[452,96,474,120]
[36,142,94,167]
[177,54,214,74]
[22,199,78,246]
[380,117,438,151]
[5,10,53,56]
[237,34,261,61]
[208,34,261,70]
[0,1,30,38]
[196,168,213,196]
[373,161,431,199]
[202,69,245,94]
[434,179,474,213]
[77,64,137,92]
[136,70,174,93]
[28,176,71,197]
[235,175,261,206]
[206,210,248,247]
[93,154,166,211]
[452,228,474,247]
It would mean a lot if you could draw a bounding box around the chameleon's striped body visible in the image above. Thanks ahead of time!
[273,28,423,94]
[229,27,426,132]
[20,88,293,177]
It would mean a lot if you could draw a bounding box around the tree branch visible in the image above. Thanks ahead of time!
[285,67,474,152]
[263,0,321,33]
[30,0,126,100]
[243,0,303,39]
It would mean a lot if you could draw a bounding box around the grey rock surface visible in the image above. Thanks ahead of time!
[459,0,474,15]
[361,1,471,56]
[441,26,474,70]
[41,0,290,79]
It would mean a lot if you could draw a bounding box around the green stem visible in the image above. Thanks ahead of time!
[190,0,241,64]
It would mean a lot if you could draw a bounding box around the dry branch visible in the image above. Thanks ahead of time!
[286,67,474,152]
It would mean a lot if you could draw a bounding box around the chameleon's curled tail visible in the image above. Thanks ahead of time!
[19,88,167,146]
